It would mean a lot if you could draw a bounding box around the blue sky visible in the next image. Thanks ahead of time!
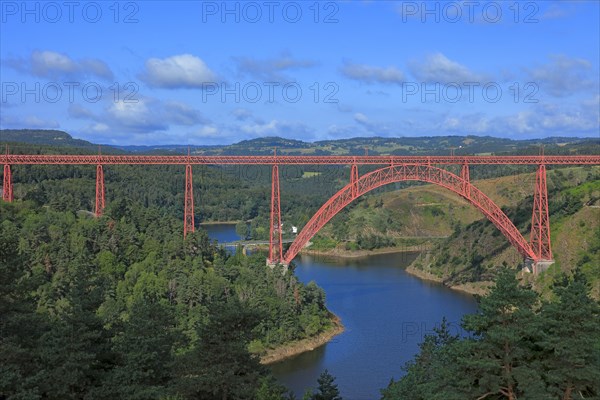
[1,0,599,145]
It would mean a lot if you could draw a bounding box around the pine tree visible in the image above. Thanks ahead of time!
[460,269,547,399]
[101,299,178,400]
[312,369,342,400]
[34,259,113,400]
[0,218,47,399]
[176,300,267,400]
[537,270,600,399]
[381,318,462,400]
[255,376,293,400]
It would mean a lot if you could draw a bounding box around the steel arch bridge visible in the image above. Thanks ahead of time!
[283,164,537,264]
[2,151,600,272]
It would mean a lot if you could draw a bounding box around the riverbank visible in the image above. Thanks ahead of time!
[300,244,432,259]
[260,314,344,365]
[404,265,492,296]
[298,244,492,295]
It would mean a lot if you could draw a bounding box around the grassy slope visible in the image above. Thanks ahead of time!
[407,167,600,297]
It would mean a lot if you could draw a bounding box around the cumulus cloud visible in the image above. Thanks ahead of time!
[409,53,482,84]
[189,125,222,139]
[70,98,209,134]
[239,119,315,138]
[233,53,315,81]
[6,50,113,80]
[438,101,599,136]
[440,114,492,134]
[231,108,254,121]
[526,55,598,97]
[140,54,217,88]
[353,112,393,135]
[340,62,405,84]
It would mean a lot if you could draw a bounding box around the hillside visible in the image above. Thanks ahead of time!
[403,167,600,297]
[0,129,96,148]
[2,129,599,156]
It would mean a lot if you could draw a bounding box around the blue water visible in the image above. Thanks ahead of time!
[202,223,241,243]
[202,224,478,400]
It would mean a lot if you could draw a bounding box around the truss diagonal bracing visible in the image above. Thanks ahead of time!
[184,164,195,238]
[530,164,552,261]
[268,165,283,264]
[283,164,537,264]
[95,164,105,217]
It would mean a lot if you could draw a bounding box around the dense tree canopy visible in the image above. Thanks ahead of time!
[381,269,600,400]
[0,200,334,399]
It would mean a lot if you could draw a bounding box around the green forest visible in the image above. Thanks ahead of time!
[0,200,336,399]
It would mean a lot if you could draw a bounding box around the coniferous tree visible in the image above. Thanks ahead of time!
[312,370,342,400]
[99,299,178,400]
[176,300,267,400]
[537,270,600,399]
[459,269,546,399]
[381,318,462,400]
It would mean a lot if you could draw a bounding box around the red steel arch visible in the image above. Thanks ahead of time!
[283,164,536,264]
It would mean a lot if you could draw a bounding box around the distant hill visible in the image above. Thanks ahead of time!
[0,129,96,148]
[1,129,598,156]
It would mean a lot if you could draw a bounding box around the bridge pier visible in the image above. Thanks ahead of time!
[2,164,13,202]
[95,164,105,217]
[184,164,195,237]
[524,258,555,274]
[266,259,289,273]
[530,163,552,261]
[533,260,554,274]
[351,163,358,198]
[268,163,283,264]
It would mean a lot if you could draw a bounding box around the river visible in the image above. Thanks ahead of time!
[202,223,478,400]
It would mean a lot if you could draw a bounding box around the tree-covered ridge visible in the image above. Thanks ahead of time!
[0,129,96,148]
[381,269,600,400]
[0,200,334,399]
[2,129,599,156]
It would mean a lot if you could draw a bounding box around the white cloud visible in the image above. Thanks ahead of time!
[140,54,217,88]
[7,50,113,80]
[440,114,491,133]
[31,51,78,75]
[71,97,209,134]
[526,55,597,97]
[353,112,393,135]
[438,101,599,136]
[353,113,369,124]
[190,125,221,138]
[231,108,254,121]
[409,53,482,84]
[233,53,315,81]
[340,62,405,84]
[240,119,314,138]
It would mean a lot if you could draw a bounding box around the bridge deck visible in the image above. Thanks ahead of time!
[1,155,599,165]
